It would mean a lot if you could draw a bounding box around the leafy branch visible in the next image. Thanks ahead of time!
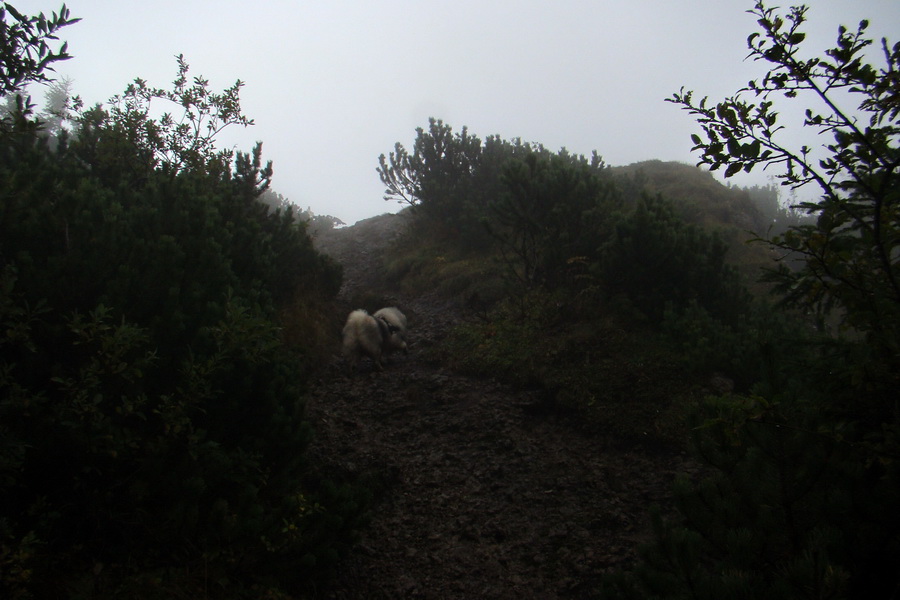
[377,118,483,211]
[377,140,422,206]
[0,2,79,95]
[104,54,255,173]
[667,1,900,356]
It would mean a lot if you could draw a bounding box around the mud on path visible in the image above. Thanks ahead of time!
[307,214,691,599]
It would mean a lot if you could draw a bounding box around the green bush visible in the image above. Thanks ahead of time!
[604,392,900,600]
[444,290,693,446]
[0,29,353,596]
[483,149,621,292]
[608,3,900,597]
[601,194,751,327]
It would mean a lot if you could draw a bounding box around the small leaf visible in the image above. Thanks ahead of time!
[727,137,740,156]
[724,109,738,126]
[746,139,761,158]
[724,162,743,177]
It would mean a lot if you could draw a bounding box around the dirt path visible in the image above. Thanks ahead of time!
[306,215,690,599]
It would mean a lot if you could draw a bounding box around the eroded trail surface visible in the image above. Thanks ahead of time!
[307,215,689,599]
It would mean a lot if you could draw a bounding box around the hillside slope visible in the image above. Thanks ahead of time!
[612,160,766,231]
[613,160,780,292]
[306,215,697,598]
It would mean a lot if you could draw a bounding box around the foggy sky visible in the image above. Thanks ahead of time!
[16,0,900,224]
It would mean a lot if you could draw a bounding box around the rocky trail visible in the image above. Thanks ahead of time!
[306,214,691,599]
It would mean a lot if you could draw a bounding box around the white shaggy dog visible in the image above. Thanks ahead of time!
[342,308,407,371]
[373,306,408,355]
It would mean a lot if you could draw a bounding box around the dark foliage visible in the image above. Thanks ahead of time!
[0,14,353,597]
[602,193,751,327]
[488,149,621,291]
[378,117,539,249]
[605,3,900,597]
[0,2,77,95]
